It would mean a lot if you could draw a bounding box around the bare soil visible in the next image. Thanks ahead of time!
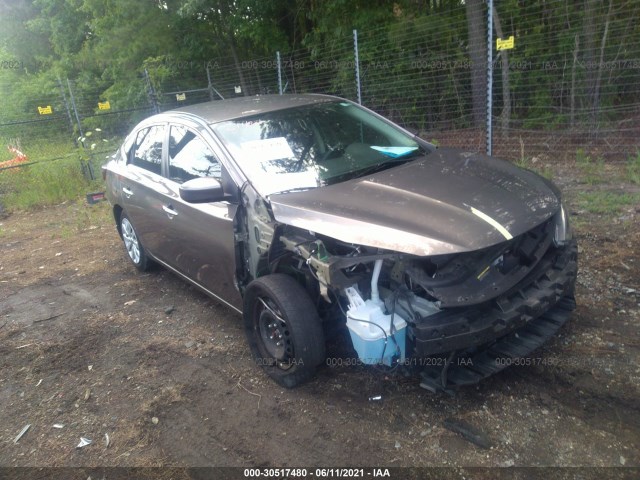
[0,162,638,471]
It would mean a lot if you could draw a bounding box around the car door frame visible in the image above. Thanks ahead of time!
[153,119,244,310]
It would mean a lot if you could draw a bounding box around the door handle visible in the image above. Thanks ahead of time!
[122,186,133,198]
[162,205,178,217]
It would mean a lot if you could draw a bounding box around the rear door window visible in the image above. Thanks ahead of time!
[130,125,164,175]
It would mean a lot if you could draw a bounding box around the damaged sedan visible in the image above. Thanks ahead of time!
[103,94,577,392]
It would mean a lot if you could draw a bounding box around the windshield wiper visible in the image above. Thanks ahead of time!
[352,156,420,179]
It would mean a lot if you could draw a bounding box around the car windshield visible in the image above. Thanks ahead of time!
[211,100,430,195]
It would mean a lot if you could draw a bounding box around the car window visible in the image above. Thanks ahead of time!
[168,126,221,183]
[130,125,164,175]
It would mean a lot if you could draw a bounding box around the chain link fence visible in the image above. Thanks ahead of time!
[1,0,639,188]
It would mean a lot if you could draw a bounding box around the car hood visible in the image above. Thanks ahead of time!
[269,148,561,256]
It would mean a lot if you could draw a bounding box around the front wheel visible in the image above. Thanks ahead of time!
[243,274,325,388]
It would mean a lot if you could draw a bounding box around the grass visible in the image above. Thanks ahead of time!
[0,135,78,163]
[54,200,112,238]
[575,191,640,215]
[575,148,605,185]
[513,156,554,180]
[0,156,104,210]
[0,132,117,211]
[627,150,640,185]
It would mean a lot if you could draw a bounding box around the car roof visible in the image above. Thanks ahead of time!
[166,94,341,124]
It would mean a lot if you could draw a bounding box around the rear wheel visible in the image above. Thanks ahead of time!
[243,274,325,388]
[119,212,152,271]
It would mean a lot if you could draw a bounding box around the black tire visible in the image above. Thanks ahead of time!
[119,211,152,272]
[243,274,326,388]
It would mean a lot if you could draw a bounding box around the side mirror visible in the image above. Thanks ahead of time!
[179,177,225,203]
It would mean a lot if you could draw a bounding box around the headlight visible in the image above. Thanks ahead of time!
[553,204,572,247]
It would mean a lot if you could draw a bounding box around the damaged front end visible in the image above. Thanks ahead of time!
[260,208,577,392]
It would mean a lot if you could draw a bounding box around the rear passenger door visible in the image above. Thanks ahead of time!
[120,124,170,259]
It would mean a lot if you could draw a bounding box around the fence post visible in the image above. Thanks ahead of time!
[206,65,225,100]
[276,51,283,95]
[56,75,76,139]
[353,29,362,105]
[66,78,84,140]
[144,68,160,114]
[486,0,494,156]
[206,65,215,101]
[66,78,95,180]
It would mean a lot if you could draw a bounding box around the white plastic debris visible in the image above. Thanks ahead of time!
[14,424,31,443]
[53,424,64,429]
[76,437,92,448]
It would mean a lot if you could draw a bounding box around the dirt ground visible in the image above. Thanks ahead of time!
[0,160,639,474]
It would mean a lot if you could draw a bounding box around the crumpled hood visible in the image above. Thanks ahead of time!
[269,148,561,256]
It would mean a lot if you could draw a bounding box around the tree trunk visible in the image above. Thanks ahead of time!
[591,0,613,129]
[570,34,580,127]
[492,6,511,137]
[582,0,598,131]
[465,0,486,126]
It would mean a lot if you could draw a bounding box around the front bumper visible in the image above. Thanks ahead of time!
[411,239,578,357]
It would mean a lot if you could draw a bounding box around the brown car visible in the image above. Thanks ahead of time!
[103,94,577,392]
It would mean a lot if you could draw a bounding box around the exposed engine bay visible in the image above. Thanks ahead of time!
[234,186,578,392]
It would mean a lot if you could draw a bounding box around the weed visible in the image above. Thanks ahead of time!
[575,148,605,185]
[0,157,103,210]
[512,157,554,180]
[73,201,111,231]
[575,191,640,215]
[627,150,640,185]
[0,136,77,163]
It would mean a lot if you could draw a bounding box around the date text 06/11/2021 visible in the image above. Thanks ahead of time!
[243,468,392,478]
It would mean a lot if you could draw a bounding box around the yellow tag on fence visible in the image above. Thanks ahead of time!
[98,101,111,110]
[497,36,515,50]
[38,105,53,115]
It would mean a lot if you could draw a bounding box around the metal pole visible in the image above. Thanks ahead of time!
[66,78,84,140]
[486,0,494,156]
[276,51,283,95]
[205,65,225,100]
[353,29,362,105]
[66,78,94,180]
[57,75,76,138]
[206,65,215,101]
[144,68,160,114]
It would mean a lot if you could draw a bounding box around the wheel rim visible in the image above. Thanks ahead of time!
[121,217,141,264]
[255,297,294,369]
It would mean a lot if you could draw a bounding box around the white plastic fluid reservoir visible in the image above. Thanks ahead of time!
[344,287,407,366]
